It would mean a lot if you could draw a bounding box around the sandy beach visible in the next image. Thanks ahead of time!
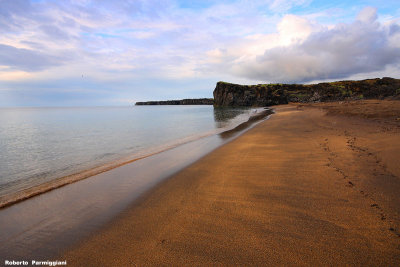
[64,100,400,266]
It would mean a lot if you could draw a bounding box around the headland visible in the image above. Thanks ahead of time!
[214,77,400,106]
[135,98,214,105]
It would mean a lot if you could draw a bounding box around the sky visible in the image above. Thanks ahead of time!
[0,0,399,106]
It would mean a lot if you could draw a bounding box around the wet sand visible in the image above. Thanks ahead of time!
[0,134,225,260]
[64,100,400,266]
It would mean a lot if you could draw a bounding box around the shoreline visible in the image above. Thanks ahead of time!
[0,108,271,210]
[64,100,400,266]
[0,108,272,261]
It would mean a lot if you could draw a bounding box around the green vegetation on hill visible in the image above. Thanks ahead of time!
[214,78,400,107]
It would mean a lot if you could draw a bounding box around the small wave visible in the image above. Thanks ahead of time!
[94,152,117,160]
[219,108,273,139]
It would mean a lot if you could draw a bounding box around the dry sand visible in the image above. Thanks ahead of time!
[64,100,400,266]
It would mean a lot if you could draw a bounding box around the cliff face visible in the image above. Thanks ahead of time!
[213,78,400,107]
[136,98,214,105]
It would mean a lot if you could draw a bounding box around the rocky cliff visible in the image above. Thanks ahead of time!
[213,78,400,107]
[136,98,214,105]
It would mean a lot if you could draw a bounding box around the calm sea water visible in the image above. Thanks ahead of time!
[0,105,255,197]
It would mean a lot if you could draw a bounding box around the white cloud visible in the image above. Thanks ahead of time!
[357,6,378,23]
[206,7,400,83]
[277,14,319,45]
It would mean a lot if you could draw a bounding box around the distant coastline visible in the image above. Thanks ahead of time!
[135,77,400,107]
[135,98,214,105]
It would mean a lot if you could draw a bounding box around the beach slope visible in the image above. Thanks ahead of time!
[64,100,400,266]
